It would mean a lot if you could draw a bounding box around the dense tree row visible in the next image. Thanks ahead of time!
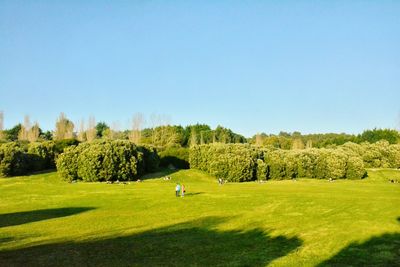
[189,144,260,182]
[0,140,78,177]
[0,112,246,148]
[56,140,159,182]
[251,129,400,149]
[158,146,190,169]
[189,142,400,182]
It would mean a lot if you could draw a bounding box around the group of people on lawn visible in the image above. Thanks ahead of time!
[175,183,185,197]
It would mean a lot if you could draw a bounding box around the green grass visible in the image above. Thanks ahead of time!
[0,169,399,266]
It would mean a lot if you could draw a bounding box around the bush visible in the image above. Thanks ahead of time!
[315,149,347,179]
[189,143,369,182]
[27,141,56,170]
[189,144,258,182]
[139,145,160,172]
[57,140,159,182]
[346,156,366,179]
[256,159,268,180]
[159,146,189,169]
[265,150,286,180]
[0,142,28,177]
[56,143,90,182]
[296,149,319,178]
[77,141,141,182]
[54,139,80,155]
[388,144,400,168]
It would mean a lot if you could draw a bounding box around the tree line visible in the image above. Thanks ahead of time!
[0,112,246,147]
[1,111,399,148]
[251,129,400,149]
[189,141,400,182]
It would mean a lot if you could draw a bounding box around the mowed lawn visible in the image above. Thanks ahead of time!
[0,169,399,266]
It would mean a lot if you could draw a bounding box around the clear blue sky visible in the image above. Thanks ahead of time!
[1,1,399,137]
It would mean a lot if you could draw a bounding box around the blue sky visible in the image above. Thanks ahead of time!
[1,1,399,137]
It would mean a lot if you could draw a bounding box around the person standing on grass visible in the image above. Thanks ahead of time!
[181,184,185,197]
[175,183,181,197]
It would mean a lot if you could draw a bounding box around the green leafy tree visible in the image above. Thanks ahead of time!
[96,122,109,138]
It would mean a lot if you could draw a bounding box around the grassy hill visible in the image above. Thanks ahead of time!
[0,169,399,266]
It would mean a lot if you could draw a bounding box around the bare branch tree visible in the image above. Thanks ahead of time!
[0,111,4,140]
[28,122,40,142]
[54,112,75,140]
[255,133,263,146]
[18,115,31,141]
[190,128,198,147]
[306,140,313,149]
[129,113,144,144]
[86,116,96,142]
[77,119,86,142]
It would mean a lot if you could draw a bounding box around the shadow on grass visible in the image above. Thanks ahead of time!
[318,228,400,266]
[0,216,302,267]
[140,168,180,181]
[184,192,204,196]
[0,207,95,228]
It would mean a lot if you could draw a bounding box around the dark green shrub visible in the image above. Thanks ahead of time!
[138,145,160,173]
[159,146,189,169]
[56,140,158,182]
[27,141,56,170]
[0,142,28,177]
[56,145,84,181]
[77,140,141,182]
[189,144,258,182]
[54,139,79,155]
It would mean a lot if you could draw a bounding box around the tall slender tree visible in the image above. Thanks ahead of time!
[28,122,40,142]
[18,115,31,141]
[129,113,144,144]
[86,116,97,142]
[77,119,86,142]
[255,133,263,146]
[54,112,74,140]
[0,111,4,140]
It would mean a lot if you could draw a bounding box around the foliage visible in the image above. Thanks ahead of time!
[159,146,189,169]
[56,140,159,182]
[95,122,109,138]
[138,145,160,173]
[256,158,268,180]
[190,144,258,182]
[27,141,56,170]
[190,143,373,181]
[358,128,400,144]
[140,124,246,147]
[0,142,28,177]
[346,155,366,179]
[54,139,80,155]
[3,124,22,141]
[55,144,87,182]
[250,128,400,149]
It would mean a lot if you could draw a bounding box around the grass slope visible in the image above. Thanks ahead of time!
[0,169,399,266]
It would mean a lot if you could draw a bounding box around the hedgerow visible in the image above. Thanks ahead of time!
[56,140,159,182]
[189,143,379,181]
[189,144,259,182]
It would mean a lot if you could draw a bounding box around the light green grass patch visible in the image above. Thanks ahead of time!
[0,169,399,266]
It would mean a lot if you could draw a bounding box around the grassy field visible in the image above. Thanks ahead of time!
[0,169,399,266]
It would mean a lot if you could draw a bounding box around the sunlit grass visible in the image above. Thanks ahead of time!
[0,169,399,266]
